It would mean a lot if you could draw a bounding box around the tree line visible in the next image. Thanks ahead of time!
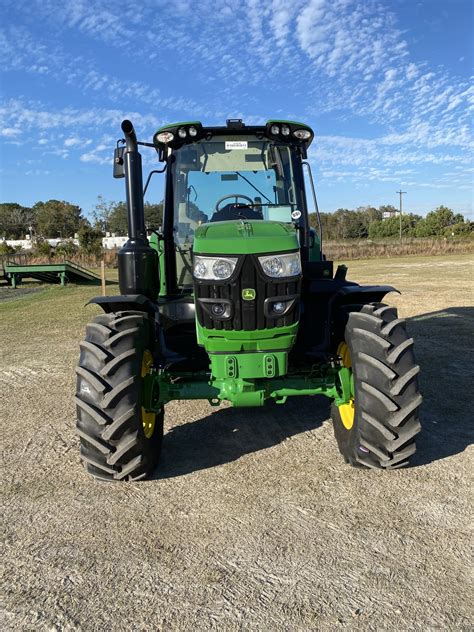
[309,205,471,240]
[0,197,163,240]
[0,198,470,244]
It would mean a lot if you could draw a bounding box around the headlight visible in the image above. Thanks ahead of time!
[258,252,301,278]
[293,129,311,140]
[193,255,238,280]
[156,131,174,143]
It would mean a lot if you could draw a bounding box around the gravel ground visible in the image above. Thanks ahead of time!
[0,254,472,631]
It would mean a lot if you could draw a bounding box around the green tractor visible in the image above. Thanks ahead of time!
[75,119,422,481]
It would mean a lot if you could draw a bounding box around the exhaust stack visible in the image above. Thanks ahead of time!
[117,119,159,299]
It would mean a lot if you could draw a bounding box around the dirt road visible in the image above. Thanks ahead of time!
[1,255,472,630]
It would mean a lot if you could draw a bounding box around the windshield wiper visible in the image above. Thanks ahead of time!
[232,202,294,208]
[234,171,273,204]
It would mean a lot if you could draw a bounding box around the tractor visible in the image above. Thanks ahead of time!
[75,118,422,481]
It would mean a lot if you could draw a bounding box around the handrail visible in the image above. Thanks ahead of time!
[302,161,323,257]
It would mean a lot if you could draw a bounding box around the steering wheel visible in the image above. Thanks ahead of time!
[215,194,255,212]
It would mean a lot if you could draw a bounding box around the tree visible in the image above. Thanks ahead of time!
[56,241,79,257]
[104,200,164,235]
[369,213,421,239]
[446,221,472,236]
[144,202,164,230]
[108,202,129,235]
[311,206,383,240]
[419,205,456,236]
[92,196,163,235]
[0,203,35,239]
[0,242,18,255]
[329,208,368,239]
[78,225,103,257]
[92,195,115,234]
[34,200,84,238]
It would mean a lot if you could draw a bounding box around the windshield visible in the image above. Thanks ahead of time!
[172,136,301,246]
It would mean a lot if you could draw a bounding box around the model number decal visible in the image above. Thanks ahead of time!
[225,141,248,150]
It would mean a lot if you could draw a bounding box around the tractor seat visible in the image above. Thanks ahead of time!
[211,204,263,222]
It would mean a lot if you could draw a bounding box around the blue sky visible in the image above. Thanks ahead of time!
[0,0,472,219]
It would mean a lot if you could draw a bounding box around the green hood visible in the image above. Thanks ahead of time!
[193,220,299,255]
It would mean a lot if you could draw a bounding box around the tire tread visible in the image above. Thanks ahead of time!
[75,311,163,481]
[332,302,421,470]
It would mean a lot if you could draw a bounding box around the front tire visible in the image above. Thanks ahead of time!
[75,310,163,481]
[332,303,422,469]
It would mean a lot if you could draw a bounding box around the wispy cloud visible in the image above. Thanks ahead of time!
[79,151,110,165]
[0,0,471,213]
[0,127,21,137]
[0,99,161,136]
[64,137,92,147]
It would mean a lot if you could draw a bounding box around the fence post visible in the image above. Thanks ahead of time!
[101,259,106,296]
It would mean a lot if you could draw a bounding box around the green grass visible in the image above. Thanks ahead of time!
[0,284,105,374]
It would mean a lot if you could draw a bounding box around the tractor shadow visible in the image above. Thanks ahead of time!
[156,396,329,479]
[407,306,473,466]
[155,306,473,478]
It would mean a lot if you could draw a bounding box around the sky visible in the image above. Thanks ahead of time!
[0,0,472,220]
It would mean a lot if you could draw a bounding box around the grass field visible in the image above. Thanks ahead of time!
[1,253,472,630]
[325,237,474,261]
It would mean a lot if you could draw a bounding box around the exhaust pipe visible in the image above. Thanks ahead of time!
[121,119,146,242]
[121,119,137,152]
[117,119,159,299]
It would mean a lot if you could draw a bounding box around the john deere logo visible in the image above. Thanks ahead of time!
[242,288,256,301]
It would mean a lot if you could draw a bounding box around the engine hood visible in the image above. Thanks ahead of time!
[193,220,299,255]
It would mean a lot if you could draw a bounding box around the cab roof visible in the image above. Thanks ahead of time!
[153,119,314,151]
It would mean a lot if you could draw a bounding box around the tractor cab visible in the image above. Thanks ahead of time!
[152,119,319,293]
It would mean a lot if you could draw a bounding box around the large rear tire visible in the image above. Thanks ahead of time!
[75,310,163,481]
[332,302,422,469]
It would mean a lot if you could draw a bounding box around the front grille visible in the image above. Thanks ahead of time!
[194,255,301,331]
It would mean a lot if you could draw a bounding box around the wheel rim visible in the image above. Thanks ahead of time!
[337,342,355,430]
[141,349,156,439]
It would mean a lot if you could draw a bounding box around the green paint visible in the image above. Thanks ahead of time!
[155,121,202,133]
[337,367,352,405]
[143,363,351,409]
[193,220,298,255]
[149,232,167,297]
[209,351,288,380]
[5,261,100,286]
[196,321,299,353]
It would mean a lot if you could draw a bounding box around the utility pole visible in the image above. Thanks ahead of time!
[396,190,406,243]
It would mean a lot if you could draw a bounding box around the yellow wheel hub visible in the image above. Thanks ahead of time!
[141,349,156,439]
[339,400,355,430]
[337,341,352,368]
[337,342,355,430]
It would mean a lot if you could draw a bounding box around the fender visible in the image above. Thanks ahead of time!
[326,283,400,350]
[299,281,400,354]
[333,283,400,306]
[87,294,159,314]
